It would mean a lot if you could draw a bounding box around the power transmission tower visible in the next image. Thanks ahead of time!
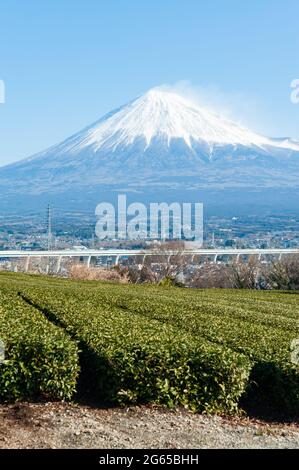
[46,204,52,251]
[212,232,215,247]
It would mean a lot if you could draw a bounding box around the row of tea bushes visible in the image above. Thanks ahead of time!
[20,286,251,414]
[0,287,79,401]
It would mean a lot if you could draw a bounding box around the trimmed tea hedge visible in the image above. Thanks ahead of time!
[0,272,298,415]
[73,284,299,413]
[19,286,251,414]
[0,287,79,401]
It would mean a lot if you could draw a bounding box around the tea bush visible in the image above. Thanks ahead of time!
[0,287,79,401]
[0,272,298,414]
[19,287,251,414]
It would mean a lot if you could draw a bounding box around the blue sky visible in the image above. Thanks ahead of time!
[0,0,298,166]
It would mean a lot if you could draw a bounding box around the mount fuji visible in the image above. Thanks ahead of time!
[1,87,299,213]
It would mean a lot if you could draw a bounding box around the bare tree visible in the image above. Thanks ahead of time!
[123,241,187,285]
[227,257,265,289]
[69,263,130,283]
[190,262,233,288]
[267,256,299,290]
[146,241,187,284]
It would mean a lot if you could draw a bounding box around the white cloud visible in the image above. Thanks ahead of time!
[154,80,266,135]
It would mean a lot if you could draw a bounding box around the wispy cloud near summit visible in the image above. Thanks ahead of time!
[154,81,264,136]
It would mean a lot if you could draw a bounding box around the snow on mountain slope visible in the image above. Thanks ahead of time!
[1,87,299,199]
[28,88,299,158]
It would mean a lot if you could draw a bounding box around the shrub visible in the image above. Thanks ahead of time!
[1,272,298,415]
[69,264,130,283]
[20,286,251,414]
[97,286,299,414]
[0,287,79,401]
[267,257,299,290]
[41,281,298,413]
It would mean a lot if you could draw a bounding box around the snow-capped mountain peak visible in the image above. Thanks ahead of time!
[56,87,299,155]
[1,86,299,209]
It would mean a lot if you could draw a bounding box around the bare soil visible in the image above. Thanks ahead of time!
[0,402,298,449]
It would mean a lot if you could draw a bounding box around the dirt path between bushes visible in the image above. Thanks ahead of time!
[0,402,298,449]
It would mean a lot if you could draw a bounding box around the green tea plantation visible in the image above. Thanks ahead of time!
[0,272,298,416]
